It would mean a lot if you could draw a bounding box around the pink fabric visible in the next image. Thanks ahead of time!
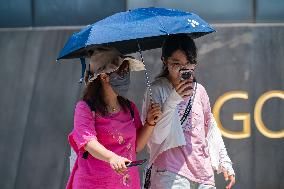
[66,100,142,189]
[154,83,215,185]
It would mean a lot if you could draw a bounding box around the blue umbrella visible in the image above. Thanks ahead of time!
[57,7,215,60]
[57,7,215,83]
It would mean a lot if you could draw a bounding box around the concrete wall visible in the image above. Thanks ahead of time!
[0,24,283,189]
[0,0,126,27]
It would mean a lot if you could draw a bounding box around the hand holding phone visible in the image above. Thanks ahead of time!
[175,80,193,99]
[125,159,147,167]
[180,71,192,80]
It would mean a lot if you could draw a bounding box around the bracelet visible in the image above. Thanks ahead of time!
[145,119,156,127]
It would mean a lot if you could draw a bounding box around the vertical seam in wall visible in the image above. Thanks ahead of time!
[31,0,35,27]
[58,30,77,189]
[12,31,42,189]
[124,0,127,11]
[253,0,257,23]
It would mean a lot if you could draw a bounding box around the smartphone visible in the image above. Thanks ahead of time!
[181,71,192,80]
[125,159,147,167]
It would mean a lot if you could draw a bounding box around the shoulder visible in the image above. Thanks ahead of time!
[73,101,94,126]
[75,100,92,113]
[149,77,172,95]
[150,77,169,88]
[195,83,211,105]
[196,82,207,94]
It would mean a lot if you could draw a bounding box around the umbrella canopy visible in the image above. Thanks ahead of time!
[57,7,215,60]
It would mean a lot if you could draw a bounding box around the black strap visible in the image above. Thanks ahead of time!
[180,83,197,125]
[144,165,152,189]
[82,151,89,159]
[126,99,135,120]
[180,99,193,125]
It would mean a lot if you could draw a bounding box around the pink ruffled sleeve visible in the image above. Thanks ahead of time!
[70,101,97,152]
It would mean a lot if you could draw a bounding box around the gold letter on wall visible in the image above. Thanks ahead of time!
[254,90,284,138]
[213,91,251,139]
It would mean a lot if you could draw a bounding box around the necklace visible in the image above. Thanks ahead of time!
[107,104,119,113]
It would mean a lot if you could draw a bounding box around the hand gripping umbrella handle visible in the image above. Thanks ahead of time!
[137,42,159,121]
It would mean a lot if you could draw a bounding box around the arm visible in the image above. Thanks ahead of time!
[72,101,129,173]
[201,87,236,188]
[141,85,183,144]
[85,139,130,173]
[152,80,193,143]
[141,79,192,144]
[201,87,235,174]
[136,103,162,152]
[136,123,155,153]
[85,139,122,162]
[207,117,236,189]
[208,117,235,175]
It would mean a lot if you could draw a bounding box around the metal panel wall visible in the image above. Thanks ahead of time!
[256,0,284,22]
[127,0,284,23]
[0,24,283,189]
[0,28,82,189]
[127,0,254,22]
[0,0,32,27]
[34,0,126,26]
[0,0,126,27]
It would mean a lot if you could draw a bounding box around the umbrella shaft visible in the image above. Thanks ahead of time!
[137,42,153,101]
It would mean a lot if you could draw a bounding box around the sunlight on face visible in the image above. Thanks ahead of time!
[165,50,196,81]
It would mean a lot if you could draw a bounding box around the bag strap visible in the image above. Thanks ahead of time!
[126,99,135,120]
[180,82,197,125]
[144,165,152,189]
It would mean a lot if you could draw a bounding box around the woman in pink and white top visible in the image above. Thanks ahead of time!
[142,34,236,189]
[66,47,162,189]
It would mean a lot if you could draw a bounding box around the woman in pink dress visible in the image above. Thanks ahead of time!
[66,47,162,189]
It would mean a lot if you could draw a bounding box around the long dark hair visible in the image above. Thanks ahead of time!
[157,34,197,78]
[82,76,130,116]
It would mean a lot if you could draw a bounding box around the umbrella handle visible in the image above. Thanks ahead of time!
[79,58,86,83]
[137,42,159,121]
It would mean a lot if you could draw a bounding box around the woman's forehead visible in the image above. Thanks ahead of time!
[169,50,188,61]
[168,57,189,65]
